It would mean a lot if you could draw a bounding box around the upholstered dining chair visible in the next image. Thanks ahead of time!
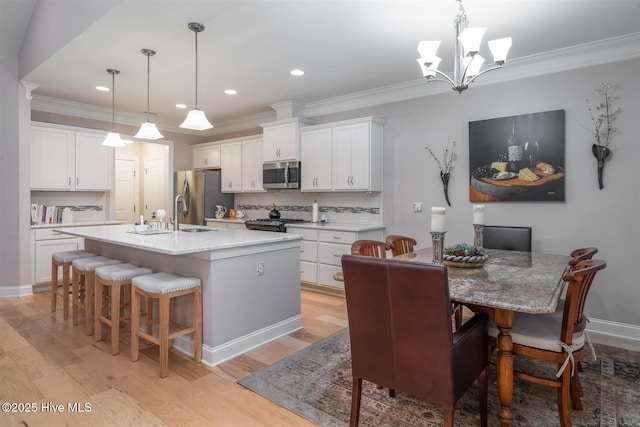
[385,235,417,257]
[482,225,532,252]
[341,254,489,427]
[350,240,391,258]
[488,259,607,427]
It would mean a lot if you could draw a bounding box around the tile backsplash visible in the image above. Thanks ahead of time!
[236,191,383,225]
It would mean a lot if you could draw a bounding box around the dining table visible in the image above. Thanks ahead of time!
[394,247,570,427]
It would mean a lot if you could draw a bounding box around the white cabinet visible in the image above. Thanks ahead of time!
[206,220,246,229]
[261,118,313,162]
[221,142,242,193]
[287,226,383,291]
[31,125,114,191]
[332,118,383,191]
[75,131,114,190]
[31,127,74,190]
[300,128,332,191]
[242,138,264,192]
[192,144,221,169]
[33,228,84,285]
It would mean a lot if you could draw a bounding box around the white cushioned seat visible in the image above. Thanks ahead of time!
[53,250,95,263]
[72,256,122,271]
[132,272,201,294]
[488,312,585,353]
[95,263,153,282]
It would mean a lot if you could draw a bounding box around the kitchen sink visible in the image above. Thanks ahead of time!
[181,228,214,233]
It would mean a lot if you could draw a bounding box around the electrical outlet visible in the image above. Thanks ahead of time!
[256,261,265,276]
[413,202,423,213]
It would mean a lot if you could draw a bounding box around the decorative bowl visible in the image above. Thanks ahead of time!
[443,243,488,268]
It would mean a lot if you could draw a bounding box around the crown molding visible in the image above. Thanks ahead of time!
[31,33,640,134]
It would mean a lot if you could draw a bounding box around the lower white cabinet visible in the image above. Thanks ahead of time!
[288,226,383,291]
[206,220,246,230]
[33,228,84,285]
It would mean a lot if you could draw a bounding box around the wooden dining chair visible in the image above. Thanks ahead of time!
[342,255,489,427]
[385,235,417,257]
[482,225,532,252]
[488,259,607,427]
[350,240,391,258]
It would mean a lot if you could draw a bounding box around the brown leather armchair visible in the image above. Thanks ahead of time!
[341,254,489,427]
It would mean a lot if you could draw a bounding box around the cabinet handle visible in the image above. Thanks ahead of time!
[204,158,208,165]
[68,177,71,186]
[333,254,341,258]
[332,236,342,240]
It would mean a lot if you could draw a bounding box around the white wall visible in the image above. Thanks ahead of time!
[311,59,640,331]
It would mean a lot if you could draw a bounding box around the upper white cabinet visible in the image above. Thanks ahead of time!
[192,144,221,169]
[332,118,383,192]
[31,125,114,191]
[242,138,264,192]
[261,118,313,162]
[300,128,332,191]
[221,142,242,193]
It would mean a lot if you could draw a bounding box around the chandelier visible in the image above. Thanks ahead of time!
[416,0,512,93]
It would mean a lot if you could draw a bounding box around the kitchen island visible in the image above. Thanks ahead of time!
[54,224,303,367]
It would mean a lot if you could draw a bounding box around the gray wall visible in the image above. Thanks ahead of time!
[311,59,640,331]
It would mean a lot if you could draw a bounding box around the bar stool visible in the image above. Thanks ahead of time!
[130,272,202,378]
[51,250,95,319]
[94,263,153,355]
[72,256,122,335]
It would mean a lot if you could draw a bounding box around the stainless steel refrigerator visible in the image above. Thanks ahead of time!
[174,170,235,226]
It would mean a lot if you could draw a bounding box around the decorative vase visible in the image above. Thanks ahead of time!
[592,144,611,190]
[440,171,451,207]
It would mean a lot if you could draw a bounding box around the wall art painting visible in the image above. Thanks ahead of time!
[469,109,565,202]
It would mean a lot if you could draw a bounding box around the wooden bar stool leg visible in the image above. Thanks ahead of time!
[159,294,170,378]
[94,278,104,343]
[131,287,141,362]
[72,268,80,326]
[110,282,121,355]
[51,261,58,312]
[85,271,95,336]
[62,264,71,320]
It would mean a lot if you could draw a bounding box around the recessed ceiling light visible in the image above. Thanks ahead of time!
[176,103,187,109]
[290,69,305,77]
[224,89,237,95]
[95,86,110,92]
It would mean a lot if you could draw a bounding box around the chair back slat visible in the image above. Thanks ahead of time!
[385,235,418,256]
[351,240,391,258]
[560,259,606,344]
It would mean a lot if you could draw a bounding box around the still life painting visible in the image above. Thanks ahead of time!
[469,109,565,202]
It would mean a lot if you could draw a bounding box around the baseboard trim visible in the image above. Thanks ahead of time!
[301,282,345,298]
[172,315,304,367]
[587,318,640,342]
[0,285,33,298]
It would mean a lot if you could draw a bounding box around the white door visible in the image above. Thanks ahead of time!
[115,157,139,224]
[144,157,167,219]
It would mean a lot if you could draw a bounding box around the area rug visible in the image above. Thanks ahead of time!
[238,328,640,426]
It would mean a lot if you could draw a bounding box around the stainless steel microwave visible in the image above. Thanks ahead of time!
[263,161,301,189]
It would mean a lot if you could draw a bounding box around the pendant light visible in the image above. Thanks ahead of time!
[102,69,126,147]
[135,49,164,140]
[180,22,214,130]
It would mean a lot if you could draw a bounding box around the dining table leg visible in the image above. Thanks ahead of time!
[494,308,515,427]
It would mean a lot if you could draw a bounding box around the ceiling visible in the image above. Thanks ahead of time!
[9,1,640,135]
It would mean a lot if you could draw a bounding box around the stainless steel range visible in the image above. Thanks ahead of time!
[244,218,305,232]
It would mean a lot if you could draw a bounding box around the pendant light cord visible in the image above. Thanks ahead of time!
[194,29,199,109]
[111,71,115,132]
[146,52,151,121]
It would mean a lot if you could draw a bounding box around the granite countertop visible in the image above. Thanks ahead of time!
[53,224,301,256]
[32,220,123,229]
[287,222,385,232]
[395,248,570,314]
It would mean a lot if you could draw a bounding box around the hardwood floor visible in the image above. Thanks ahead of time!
[0,289,347,426]
[1,290,638,426]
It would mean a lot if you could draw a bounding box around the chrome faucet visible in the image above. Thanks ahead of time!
[174,194,185,231]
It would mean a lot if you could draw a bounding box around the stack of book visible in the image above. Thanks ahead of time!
[31,204,63,225]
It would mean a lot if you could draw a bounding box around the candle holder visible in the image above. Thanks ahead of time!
[473,224,484,248]
[430,231,446,264]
